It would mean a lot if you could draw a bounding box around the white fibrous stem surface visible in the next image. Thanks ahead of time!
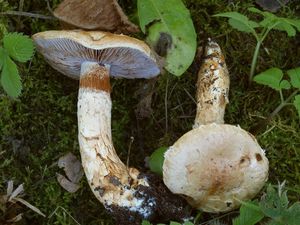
[77,62,155,218]
[193,40,230,128]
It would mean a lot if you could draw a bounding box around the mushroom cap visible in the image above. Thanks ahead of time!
[163,123,269,213]
[32,30,160,79]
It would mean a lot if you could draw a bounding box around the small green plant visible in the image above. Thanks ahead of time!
[0,32,34,98]
[148,146,168,176]
[214,7,300,83]
[253,67,300,122]
[233,182,300,225]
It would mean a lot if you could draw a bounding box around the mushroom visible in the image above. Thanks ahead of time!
[53,0,139,33]
[163,39,269,213]
[32,30,188,223]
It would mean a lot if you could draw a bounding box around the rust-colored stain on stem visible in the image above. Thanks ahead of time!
[80,65,111,92]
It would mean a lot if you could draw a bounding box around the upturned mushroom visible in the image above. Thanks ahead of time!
[163,39,269,213]
[32,30,188,223]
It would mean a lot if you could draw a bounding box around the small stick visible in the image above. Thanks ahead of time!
[0,11,56,20]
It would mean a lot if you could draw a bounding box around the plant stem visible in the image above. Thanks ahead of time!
[251,90,299,134]
[248,25,275,84]
[268,90,299,119]
[249,41,261,84]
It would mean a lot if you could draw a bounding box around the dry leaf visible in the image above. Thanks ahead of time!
[1,180,46,218]
[6,213,23,222]
[58,152,83,183]
[14,197,45,217]
[53,0,139,33]
[56,174,80,193]
[57,153,83,193]
[8,184,24,202]
[256,0,290,12]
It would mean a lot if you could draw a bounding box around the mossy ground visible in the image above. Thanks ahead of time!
[0,0,300,224]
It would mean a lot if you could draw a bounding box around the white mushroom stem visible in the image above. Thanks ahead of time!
[193,40,230,128]
[77,62,155,218]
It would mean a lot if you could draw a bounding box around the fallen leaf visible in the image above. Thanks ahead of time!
[56,173,81,193]
[53,0,139,33]
[57,152,83,183]
[6,213,23,222]
[8,184,24,202]
[14,197,45,217]
[256,0,290,12]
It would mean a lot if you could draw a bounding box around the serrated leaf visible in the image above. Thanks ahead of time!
[285,18,300,31]
[149,146,168,176]
[279,80,291,90]
[229,18,259,33]
[3,33,34,62]
[0,55,22,97]
[259,184,291,222]
[287,67,300,88]
[293,95,300,117]
[253,68,283,90]
[233,200,264,225]
[273,20,296,37]
[286,202,300,225]
[214,12,259,34]
[138,0,197,76]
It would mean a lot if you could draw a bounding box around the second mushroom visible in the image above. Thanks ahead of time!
[163,39,269,213]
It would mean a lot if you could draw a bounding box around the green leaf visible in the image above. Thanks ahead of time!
[253,67,283,91]
[273,19,296,37]
[293,95,300,117]
[260,184,290,221]
[287,67,300,89]
[279,80,291,90]
[248,7,264,14]
[285,202,300,225]
[285,18,300,32]
[149,147,168,176]
[214,12,259,34]
[233,200,264,225]
[170,222,181,225]
[142,220,152,225]
[0,55,22,98]
[3,32,34,62]
[183,222,194,225]
[0,47,6,70]
[138,0,197,76]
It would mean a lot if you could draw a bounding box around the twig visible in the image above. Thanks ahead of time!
[126,136,134,168]
[165,76,169,133]
[48,206,81,225]
[0,11,56,20]
[45,0,54,14]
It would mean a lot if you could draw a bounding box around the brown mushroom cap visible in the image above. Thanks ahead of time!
[53,0,139,33]
[32,30,160,79]
[163,123,269,212]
